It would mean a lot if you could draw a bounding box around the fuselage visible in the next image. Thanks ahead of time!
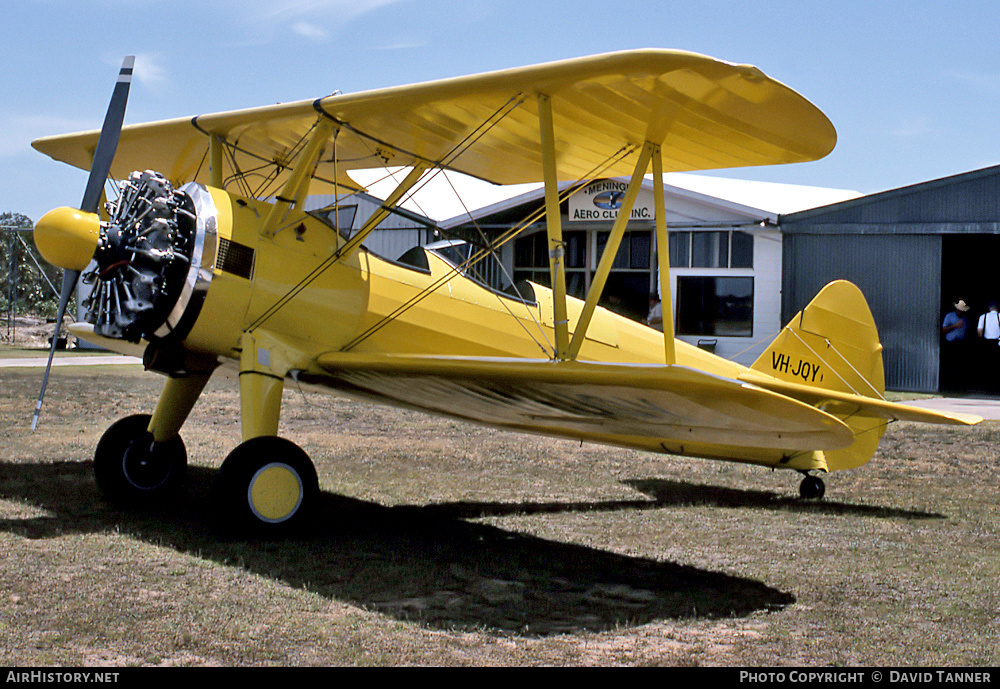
[178,187,746,378]
[68,183,827,472]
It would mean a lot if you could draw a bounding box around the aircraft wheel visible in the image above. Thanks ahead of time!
[799,474,826,500]
[213,436,319,536]
[94,414,187,504]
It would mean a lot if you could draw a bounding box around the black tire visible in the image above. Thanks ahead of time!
[799,474,826,500]
[94,414,187,504]
[212,436,319,536]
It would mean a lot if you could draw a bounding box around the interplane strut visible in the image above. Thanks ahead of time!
[567,142,655,361]
[537,93,571,360]
[651,145,676,364]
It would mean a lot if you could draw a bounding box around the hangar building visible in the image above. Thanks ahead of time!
[780,164,1000,393]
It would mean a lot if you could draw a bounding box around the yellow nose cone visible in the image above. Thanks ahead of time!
[34,207,101,271]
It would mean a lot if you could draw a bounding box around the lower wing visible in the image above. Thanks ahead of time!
[312,354,854,453]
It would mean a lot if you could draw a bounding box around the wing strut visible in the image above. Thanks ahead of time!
[568,142,655,360]
[209,135,224,188]
[245,161,429,334]
[262,118,339,237]
[537,93,571,360]
[334,162,429,260]
[651,144,676,364]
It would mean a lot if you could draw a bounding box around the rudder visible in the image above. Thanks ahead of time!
[752,280,887,470]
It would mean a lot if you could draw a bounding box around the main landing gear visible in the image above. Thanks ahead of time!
[92,415,320,536]
[91,342,325,536]
[798,472,826,500]
[94,414,187,504]
[213,436,319,535]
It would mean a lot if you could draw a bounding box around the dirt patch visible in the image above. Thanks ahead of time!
[0,314,76,349]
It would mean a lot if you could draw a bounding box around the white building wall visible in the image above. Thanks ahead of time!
[670,228,782,367]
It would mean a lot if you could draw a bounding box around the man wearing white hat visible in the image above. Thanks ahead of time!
[943,299,971,342]
[942,299,972,389]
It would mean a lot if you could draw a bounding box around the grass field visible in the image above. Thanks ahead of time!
[0,365,997,666]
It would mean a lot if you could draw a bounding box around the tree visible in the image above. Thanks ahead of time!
[1,212,67,317]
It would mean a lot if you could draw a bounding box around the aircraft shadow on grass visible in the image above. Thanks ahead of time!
[0,461,939,635]
[406,478,945,521]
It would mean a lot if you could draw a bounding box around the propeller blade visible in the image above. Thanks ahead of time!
[33,56,134,429]
[31,269,80,430]
[80,56,135,214]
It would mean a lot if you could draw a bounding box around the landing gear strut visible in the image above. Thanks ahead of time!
[94,414,187,504]
[798,473,826,500]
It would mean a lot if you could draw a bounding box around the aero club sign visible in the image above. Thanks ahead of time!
[568,180,654,222]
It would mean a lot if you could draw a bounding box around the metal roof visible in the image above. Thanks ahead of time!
[781,164,1000,232]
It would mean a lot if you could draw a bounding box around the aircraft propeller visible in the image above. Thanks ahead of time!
[31,56,135,430]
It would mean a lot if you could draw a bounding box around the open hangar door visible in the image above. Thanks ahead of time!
[940,233,1000,394]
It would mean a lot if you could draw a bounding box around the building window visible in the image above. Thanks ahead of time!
[730,231,753,268]
[669,232,690,267]
[595,230,651,270]
[515,229,587,268]
[676,276,754,337]
[669,230,753,268]
[513,230,587,298]
[691,231,728,268]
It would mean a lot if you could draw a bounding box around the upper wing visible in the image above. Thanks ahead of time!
[32,49,836,196]
[311,353,853,452]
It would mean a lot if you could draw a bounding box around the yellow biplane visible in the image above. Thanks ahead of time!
[30,50,979,534]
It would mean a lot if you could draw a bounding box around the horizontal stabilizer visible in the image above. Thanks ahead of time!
[739,370,981,426]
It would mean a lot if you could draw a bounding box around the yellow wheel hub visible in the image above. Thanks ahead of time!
[248,463,303,523]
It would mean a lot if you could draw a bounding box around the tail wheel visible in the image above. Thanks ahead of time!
[799,474,826,500]
[94,414,187,504]
[213,436,319,536]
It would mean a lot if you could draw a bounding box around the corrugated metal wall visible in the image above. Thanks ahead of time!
[305,192,433,262]
[780,166,1000,393]
[782,234,941,392]
[788,165,1000,225]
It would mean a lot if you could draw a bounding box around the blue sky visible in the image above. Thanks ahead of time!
[4,0,1000,222]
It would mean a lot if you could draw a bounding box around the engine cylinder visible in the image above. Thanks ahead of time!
[82,170,217,343]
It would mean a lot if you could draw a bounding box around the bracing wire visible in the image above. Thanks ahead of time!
[338,144,638,353]
[438,169,555,356]
[245,95,528,333]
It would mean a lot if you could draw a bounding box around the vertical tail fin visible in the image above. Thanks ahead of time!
[752,280,887,471]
